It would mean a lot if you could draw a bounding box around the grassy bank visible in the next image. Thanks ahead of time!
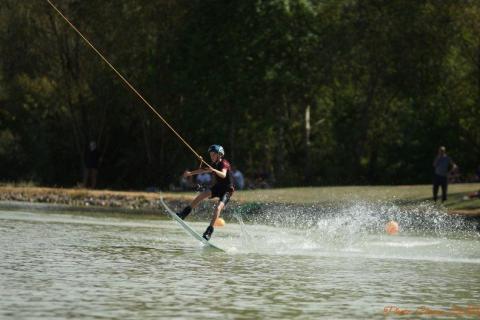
[1,183,480,216]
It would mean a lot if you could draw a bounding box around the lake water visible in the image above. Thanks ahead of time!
[1,205,479,319]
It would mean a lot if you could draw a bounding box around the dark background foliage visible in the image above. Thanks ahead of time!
[0,0,479,189]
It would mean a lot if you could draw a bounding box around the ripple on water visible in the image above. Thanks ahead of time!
[0,209,479,319]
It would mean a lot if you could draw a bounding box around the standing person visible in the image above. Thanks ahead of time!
[176,144,234,240]
[179,169,194,191]
[232,166,245,190]
[196,171,212,190]
[433,146,457,202]
[83,141,100,189]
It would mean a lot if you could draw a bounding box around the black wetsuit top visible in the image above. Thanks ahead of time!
[210,159,234,198]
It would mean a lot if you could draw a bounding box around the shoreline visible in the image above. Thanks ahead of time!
[1,185,479,218]
[0,186,193,212]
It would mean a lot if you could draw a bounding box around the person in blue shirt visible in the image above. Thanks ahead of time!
[433,146,457,202]
[232,166,245,190]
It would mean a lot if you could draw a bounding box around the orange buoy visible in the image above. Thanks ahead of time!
[214,217,225,227]
[385,220,399,235]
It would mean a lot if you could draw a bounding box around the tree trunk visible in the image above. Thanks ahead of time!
[304,103,312,184]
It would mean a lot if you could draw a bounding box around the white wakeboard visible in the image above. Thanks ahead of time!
[160,196,224,252]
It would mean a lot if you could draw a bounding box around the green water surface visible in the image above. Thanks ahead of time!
[1,209,479,319]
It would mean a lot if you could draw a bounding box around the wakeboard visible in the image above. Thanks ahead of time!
[160,196,224,252]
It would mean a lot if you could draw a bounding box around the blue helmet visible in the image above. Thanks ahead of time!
[208,144,224,156]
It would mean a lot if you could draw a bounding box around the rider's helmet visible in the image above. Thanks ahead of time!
[208,144,224,156]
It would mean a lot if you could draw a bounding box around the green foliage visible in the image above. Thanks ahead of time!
[0,0,479,188]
